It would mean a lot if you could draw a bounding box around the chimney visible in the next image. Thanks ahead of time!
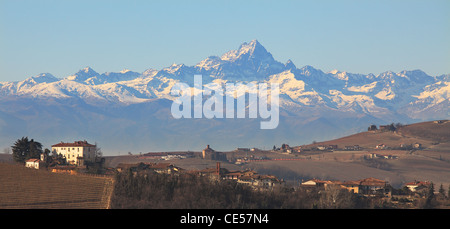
[216,162,220,175]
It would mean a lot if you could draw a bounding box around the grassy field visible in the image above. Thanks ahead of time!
[0,163,114,209]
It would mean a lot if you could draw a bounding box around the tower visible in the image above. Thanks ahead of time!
[216,162,220,175]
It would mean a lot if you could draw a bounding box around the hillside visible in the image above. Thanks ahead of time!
[0,163,114,209]
[303,120,450,150]
[243,120,450,188]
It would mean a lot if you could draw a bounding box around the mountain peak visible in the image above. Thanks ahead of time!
[240,39,261,49]
[81,66,96,74]
[66,66,99,82]
[285,59,296,70]
[120,69,132,74]
[75,66,99,77]
[23,73,58,85]
[237,39,266,56]
[220,39,273,62]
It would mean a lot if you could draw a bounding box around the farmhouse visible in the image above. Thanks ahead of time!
[405,180,431,192]
[52,140,97,166]
[24,153,48,170]
[301,179,328,188]
[358,177,390,196]
[25,159,44,169]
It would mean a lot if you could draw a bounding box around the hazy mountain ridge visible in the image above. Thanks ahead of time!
[0,40,448,154]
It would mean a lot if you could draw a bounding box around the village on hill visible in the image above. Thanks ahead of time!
[1,120,449,209]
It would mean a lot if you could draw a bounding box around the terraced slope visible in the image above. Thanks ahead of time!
[0,163,114,209]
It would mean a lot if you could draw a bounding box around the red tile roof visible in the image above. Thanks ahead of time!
[358,177,386,186]
[405,181,431,186]
[26,159,40,162]
[52,141,96,147]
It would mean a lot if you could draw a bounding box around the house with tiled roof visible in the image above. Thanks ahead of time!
[341,180,361,193]
[405,180,431,192]
[358,177,390,195]
[341,177,391,196]
[148,163,182,174]
[25,158,44,169]
[301,179,343,190]
[301,179,328,188]
[51,140,97,166]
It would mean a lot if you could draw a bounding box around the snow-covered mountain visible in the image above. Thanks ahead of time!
[0,40,448,154]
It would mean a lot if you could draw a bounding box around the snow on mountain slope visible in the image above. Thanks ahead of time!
[85,69,141,85]
[412,81,450,108]
[22,73,59,85]
[268,70,322,106]
[94,83,151,104]
[0,40,448,153]
[0,40,448,120]
[347,82,378,93]
[328,89,385,114]
[197,39,286,81]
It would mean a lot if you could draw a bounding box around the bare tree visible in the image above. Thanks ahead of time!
[94,142,103,158]
[319,184,355,209]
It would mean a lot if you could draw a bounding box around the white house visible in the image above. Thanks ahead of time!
[25,159,43,169]
[51,140,97,166]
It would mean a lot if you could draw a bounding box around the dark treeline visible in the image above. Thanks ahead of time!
[111,170,387,209]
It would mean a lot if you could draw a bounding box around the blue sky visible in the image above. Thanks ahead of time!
[1,0,449,81]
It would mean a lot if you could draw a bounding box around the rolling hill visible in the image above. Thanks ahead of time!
[246,120,450,188]
[303,120,450,150]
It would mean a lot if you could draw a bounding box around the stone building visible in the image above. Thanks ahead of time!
[202,145,227,161]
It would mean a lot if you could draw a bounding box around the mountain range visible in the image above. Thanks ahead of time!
[0,40,448,154]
